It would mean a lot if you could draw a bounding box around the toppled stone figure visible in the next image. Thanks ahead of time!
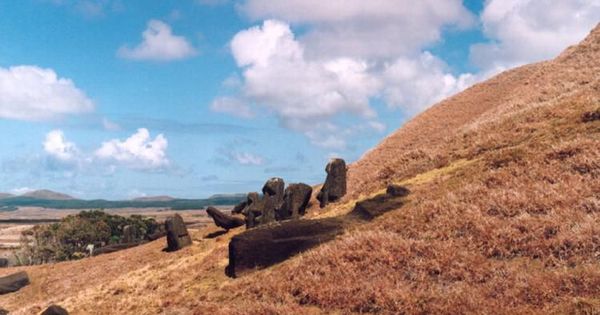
[165,214,192,251]
[278,183,313,220]
[41,305,69,315]
[0,271,30,295]
[206,206,245,231]
[317,158,347,208]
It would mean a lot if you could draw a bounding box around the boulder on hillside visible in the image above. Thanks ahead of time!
[278,183,313,220]
[206,206,245,230]
[0,308,7,315]
[0,271,30,295]
[259,178,285,225]
[226,217,346,278]
[41,305,69,315]
[165,214,192,251]
[317,158,347,208]
[0,258,8,268]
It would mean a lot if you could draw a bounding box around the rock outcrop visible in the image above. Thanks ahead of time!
[0,308,7,315]
[0,271,30,295]
[0,258,8,268]
[278,183,313,220]
[317,158,347,207]
[41,305,69,315]
[165,214,192,251]
[226,218,346,278]
[206,206,245,230]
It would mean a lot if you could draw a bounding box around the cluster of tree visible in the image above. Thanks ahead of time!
[15,210,160,265]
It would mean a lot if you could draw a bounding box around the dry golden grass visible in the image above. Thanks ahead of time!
[0,24,599,315]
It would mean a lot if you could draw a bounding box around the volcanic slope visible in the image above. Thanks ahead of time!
[1,24,599,315]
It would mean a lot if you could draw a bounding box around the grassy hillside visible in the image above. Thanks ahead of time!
[0,24,598,315]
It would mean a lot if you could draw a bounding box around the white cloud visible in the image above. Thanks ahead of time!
[210,96,254,118]
[0,66,94,121]
[383,52,477,114]
[471,0,600,73]
[240,0,475,60]
[43,129,79,161]
[102,117,121,131]
[228,20,382,148]
[232,152,264,166]
[219,18,475,149]
[95,128,169,169]
[118,20,197,61]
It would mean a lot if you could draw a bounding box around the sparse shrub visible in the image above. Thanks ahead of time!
[15,210,159,265]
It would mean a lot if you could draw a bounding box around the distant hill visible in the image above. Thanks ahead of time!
[133,195,176,202]
[0,193,15,199]
[22,189,75,200]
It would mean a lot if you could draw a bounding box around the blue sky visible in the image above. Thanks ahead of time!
[0,0,597,199]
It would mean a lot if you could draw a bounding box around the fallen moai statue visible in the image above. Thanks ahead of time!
[206,206,245,230]
[0,271,30,295]
[226,218,346,278]
[165,214,192,251]
[226,184,410,277]
[41,305,69,315]
[317,158,347,208]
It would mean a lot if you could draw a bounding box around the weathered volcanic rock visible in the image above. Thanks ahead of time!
[122,225,135,243]
[260,178,285,225]
[0,308,7,315]
[386,184,410,197]
[41,305,69,315]
[278,183,313,220]
[581,109,600,122]
[243,192,263,228]
[226,218,346,278]
[165,214,192,251]
[206,206,245,230]
[0,258,8,268]
[317,158,347,208]
[0,271,30,295]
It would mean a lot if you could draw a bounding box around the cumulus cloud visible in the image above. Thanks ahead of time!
[118,20,197,61]
[95,128,169,169]
[0,66,94,121]
[383,52,477,114]
[210,96,254,118]
[471,0,600,73]
[217,18,469,149]
[226,20,382,148]
[239,0,475,60]
[43,130,79,161]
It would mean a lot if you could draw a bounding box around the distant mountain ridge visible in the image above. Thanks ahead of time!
[133,195,176,202]
[0,193,15,199]
[22,189,75,200]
